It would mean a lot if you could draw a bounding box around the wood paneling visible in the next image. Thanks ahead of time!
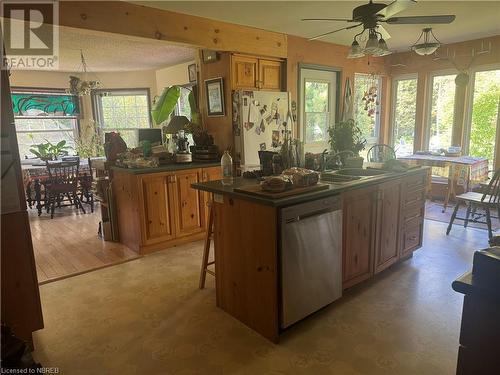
[57,1,287,58]
[214,196,279,342]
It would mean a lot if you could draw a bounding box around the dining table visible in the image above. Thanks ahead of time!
[21,157,103,216]
[398,154,490,211]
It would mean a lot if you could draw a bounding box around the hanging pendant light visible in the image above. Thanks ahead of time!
[67,50,101,96]
[373,38,392,56]
[364,29,380,54]
[411,28,441,56]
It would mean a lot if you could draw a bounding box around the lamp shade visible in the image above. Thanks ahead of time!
[412,42,440,56]
[163,115,190,134]
[373,38,392,56]
[364,33,380,53]
[347,40,365,59]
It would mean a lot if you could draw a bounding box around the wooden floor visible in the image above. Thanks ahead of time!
[29,203,140,284]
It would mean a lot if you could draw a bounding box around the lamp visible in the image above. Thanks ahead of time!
[163,115,190,134]
[373,38,392,56]
[364,30,380,53]
[347,40,365,59]
[411,28,441,56]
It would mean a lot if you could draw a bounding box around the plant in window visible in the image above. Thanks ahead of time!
[328,119,367,156]
[29,140,71,161]
[74,120,105,158]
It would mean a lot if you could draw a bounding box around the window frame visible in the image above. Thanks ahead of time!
[298,64,341,154]
[424,68,458,150]
[12,87,81,158]
[463,64,500,163]
[390,73,418,156]
[353,72,383,146]
[91,87,153,137]
[174,83,195,120]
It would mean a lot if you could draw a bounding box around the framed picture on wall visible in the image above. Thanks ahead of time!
[188,63,197,83]
[205,77,225,117]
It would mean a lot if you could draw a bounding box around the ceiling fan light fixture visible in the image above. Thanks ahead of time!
[373,38,392,56]
[347,40,365,59]
[364,31,380,53]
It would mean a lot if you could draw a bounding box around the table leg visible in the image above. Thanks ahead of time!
[34,179,42,216]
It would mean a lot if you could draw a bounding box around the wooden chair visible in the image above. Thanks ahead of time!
[367,144,396,163]
[45,160,86,219]
[199,202,215,289]
[79,158,94,213]
[446,169,500,239]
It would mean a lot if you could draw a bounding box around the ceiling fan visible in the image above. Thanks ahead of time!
[302,0,455,57]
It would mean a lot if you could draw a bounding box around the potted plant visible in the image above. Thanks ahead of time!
[29,140,72,161]
[327,119,367,167]
[74,120,105,158]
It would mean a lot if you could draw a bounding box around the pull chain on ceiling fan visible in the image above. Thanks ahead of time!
[302,0,456,58]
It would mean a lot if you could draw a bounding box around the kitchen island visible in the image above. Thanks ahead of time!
[192,167,430,342]
[111,162,221,254]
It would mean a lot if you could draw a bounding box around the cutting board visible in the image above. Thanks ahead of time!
[234,183,329,199]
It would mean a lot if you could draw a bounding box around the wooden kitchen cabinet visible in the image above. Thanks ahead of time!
[141,175,175,243]
[342,185,377,288]
[374,180,402,274]
[231,54,283,91]
[113,166,217,254]
[172,170,204,237]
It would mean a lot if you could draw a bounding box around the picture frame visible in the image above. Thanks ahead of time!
[188,63,197,83]
[205,77,225,117]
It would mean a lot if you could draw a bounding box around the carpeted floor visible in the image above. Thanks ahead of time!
[33,220,490,375]
[425,200,500,232]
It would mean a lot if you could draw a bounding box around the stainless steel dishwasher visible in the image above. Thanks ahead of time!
[280,196,342,329]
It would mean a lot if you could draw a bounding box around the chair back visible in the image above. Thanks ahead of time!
[46,160,80,191]
[482,168,500,205]
[367,144,396,163]
[79,157,94,190]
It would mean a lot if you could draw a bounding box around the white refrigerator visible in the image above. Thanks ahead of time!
[233,90,292,169]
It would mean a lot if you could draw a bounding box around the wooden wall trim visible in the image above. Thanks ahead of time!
[57,1,287,58]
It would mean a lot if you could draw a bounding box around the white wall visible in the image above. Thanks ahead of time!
[155,60,195,96]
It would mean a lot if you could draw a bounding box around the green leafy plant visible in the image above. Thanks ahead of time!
[74,120,105,158]
[151,86,181,125]
[29,140,71,161]
[328,119,367,156]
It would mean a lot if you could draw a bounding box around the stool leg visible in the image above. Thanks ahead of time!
[199,203,214,289]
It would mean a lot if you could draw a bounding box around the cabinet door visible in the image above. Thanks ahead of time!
[141,175,175,243]
[342,186,376,288]
[172,170,204,237]
[231,55,258,90]
[259,59,282,91]
[374,181,402,274]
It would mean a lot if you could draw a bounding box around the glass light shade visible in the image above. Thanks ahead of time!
[347,40,365,59]
[373,38,392,57]
[412,42,440,56]
[364,33,380,53]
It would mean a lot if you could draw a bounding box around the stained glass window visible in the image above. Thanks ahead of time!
[12,93,79,117]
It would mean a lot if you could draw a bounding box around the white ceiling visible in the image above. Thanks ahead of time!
[134,1,500,52]
[57,26,196,72]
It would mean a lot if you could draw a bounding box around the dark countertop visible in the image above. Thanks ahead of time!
[110,162,220,175]
[192,166,430,207]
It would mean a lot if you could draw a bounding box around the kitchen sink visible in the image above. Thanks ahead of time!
[336,168,388,177]
[320,172,361,183]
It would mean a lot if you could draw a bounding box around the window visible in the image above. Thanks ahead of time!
[12,91,79,159]
[467,68,500,169]
[300,68,337,153]
[428,73,457,151]
[93,89,152,147]
[354,73,382,146]
[391,75,418,157]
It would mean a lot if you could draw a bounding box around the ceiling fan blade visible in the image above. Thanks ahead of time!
[386,15,456,24]
[308,24,362,41]
[377,25,391,40]
[377,0,416,19]
[301,18,353,22]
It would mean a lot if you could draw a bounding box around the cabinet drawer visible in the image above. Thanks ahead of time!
[404,173,427,192]
[402,203,424,225]
[401,223,422,256]
[404,188,425,207]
